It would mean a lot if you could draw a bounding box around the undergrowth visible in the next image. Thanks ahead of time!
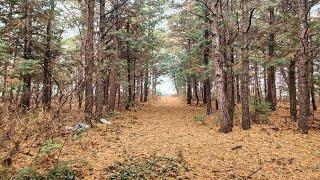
[103,155,190,179]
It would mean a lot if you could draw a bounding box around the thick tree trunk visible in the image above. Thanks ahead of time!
[95,0,106,118]
[266,7,277,111]
[297,0,309,134]
[84,0,95,123]
[211,1,232,133]
[289,59,297,122]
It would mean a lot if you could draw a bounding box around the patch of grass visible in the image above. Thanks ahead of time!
[14,161,75,180]
[40,139,61,155]
[311,151,320,157]
[194,115,206,123]
[103,155,190,179]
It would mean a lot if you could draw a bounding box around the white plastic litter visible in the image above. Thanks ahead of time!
[100,118,112,125]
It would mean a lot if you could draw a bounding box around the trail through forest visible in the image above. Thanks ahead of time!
[22,96,318,179]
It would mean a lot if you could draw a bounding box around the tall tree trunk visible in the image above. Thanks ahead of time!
[95,0,106,118]
[289,59,297,122]
[203,22,212,115]
[143,63,149,102]
[125,19,133,110]
[297,0,309,134]
[187,76,192,105]
[266,7,277,111]
[193,76,199,106]
[108,0,120,112]
[241,0,254,130]
[310,60,317,111]
[84,0,95,123]
[43,0,54,111]
[211,1,232,133]
[20,0,32,110]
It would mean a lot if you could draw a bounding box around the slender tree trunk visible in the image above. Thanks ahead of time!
[193,76,199,106]
[289,59,297,121]
[84,0,95,123]
[143,63,149,102]
[297,0,309,134]
[125,19,133,110]
[108,0,119,112]
[43,0,54,111]
[203,22,212,115]
[95,0,106,118]
[241,0,254,130]
[266,7,277,111]
[187,76,192,105]
[310,60,317,111]
[20,0,32,110]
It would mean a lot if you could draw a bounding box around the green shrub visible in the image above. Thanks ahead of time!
[251,97,272,124]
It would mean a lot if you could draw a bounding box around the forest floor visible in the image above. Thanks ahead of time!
[2,96,320,179]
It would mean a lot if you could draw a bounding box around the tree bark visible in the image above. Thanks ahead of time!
[297,0,309,134]
[289,59,297,121]
[211,1,232,133]
[108,0,120,112]
[95,0,106,118]
[42,0,54,111]
[20,0,32,110]
[241,0,253,130]
[84,0,95,123]
[266,7,277,111]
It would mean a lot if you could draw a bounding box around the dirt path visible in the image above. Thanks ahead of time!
[60,96,320,179]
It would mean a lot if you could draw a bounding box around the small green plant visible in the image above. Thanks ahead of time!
[14,162,75,179]
[104,155,190,179]
[15,167,42,180]
[40,139,62,154]
[194,115,205,123]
